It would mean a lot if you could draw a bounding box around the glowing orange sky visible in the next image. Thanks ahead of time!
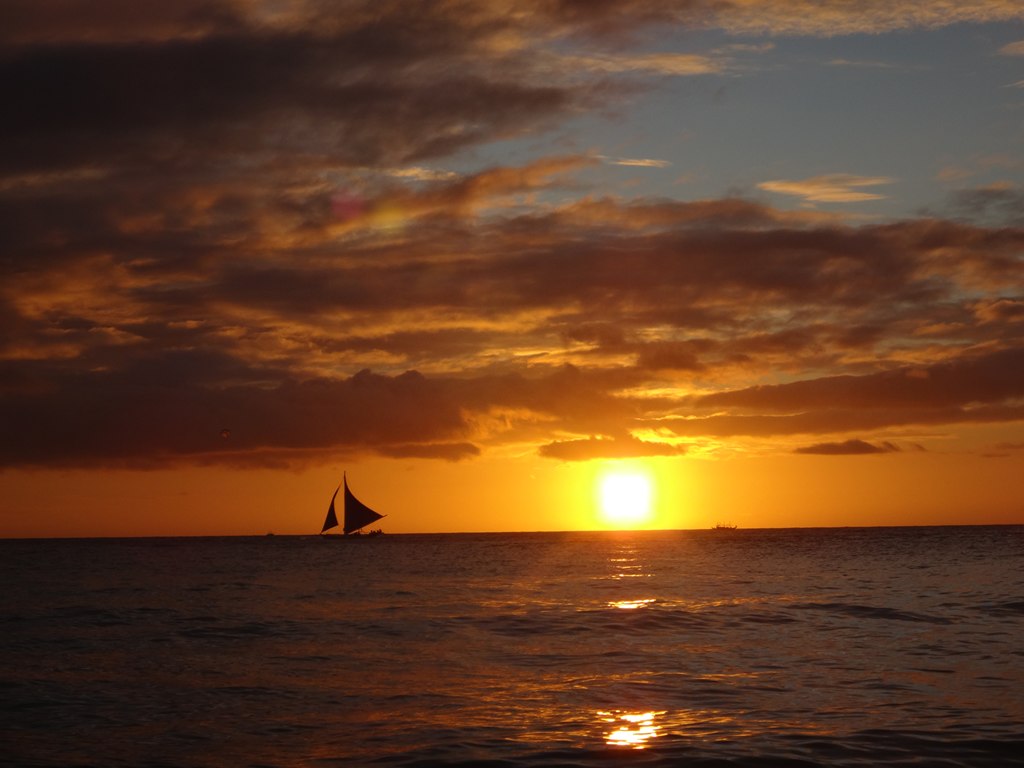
[1,2,1022,536]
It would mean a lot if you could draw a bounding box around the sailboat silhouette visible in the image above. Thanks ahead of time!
[321,473,385,536]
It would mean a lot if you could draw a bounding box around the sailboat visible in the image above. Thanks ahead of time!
[321,473,386,536]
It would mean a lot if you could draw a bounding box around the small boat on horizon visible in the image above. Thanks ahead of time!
[711,523,738,530]
[321,473,386,537]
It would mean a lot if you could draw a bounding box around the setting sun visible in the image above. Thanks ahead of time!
[599,471,653,527]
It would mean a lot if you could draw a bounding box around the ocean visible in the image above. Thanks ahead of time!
[2,526,1022,767]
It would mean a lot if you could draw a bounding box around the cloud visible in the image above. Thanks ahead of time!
[998,40,1024,55]
[2,185,1023,466]
[794,439,901,455]
[935,166,975,184]
[662,347,1024,439]
[0,364,473,468]
[827,58,898,69]
[666,404,1024,439]
[0,348,645,468]
[973,298,1024,324]
[539,435,684,461]
[562,52,723,76]
[0,0,246,44]
[6,2,1022,49]
[758,175,896,203]
[701,1,1024,36]
[325,155,596,230]
[0,34,577,179]
[635,341,706,371]
[1,3,1023,472]
[693,348,1024,412]
[383,167,460,182]
[4,3,1019,187]
[601,157,673,168]
[943,183,1024,226]
[510,0,1024,38]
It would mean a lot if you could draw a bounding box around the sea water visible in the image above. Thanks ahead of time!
[2,526,1023,767]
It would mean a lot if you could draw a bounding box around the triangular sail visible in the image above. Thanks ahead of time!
[343,475,384,534]
[321,487,340,533]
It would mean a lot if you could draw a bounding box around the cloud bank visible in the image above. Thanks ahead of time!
[1,2,1022,469]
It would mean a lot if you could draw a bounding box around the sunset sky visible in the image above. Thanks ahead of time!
[2,1,1023,536]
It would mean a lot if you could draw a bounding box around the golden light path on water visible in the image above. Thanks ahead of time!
[599,710,666,749]
[567,538,833,753]
[606,543,656,611]
[609,598,656,610]
[603,543,651,580]
[599,544,665,749]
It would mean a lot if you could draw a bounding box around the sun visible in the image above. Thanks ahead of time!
[598,471,653,527]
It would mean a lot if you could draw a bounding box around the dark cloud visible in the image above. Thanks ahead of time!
[664,403,1024,438]
[974,298,1024,325]
[662,347,1024,438]
[692,347,1024,412]
[0,0,245,45]
[635,341,707,371]
[0,353,646,468]
[0,34,573,177]
[794,439,900,455]
[942,185,1024,227]
[0,362,471,468]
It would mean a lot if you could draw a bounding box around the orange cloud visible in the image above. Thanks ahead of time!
[758,175,895,203]
[558,52,723,76]
[330,155,596,230]
[539,435,684,460]
[600,157,672,169]
[703,1,1024,36]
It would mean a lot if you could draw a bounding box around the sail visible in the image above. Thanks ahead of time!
[321,487,340,533]
[343,475,384,534]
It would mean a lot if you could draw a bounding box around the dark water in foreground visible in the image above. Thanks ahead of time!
[2,526,1023,767]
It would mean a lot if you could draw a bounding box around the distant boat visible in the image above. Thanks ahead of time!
[711,523,738,530]
[321,473,386,536]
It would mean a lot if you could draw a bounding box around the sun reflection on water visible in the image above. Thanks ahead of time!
[599,710,666,749]
[609,598,656,610]
[602,546,652,580]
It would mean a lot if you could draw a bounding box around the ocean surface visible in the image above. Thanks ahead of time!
[2,526,1023,767]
